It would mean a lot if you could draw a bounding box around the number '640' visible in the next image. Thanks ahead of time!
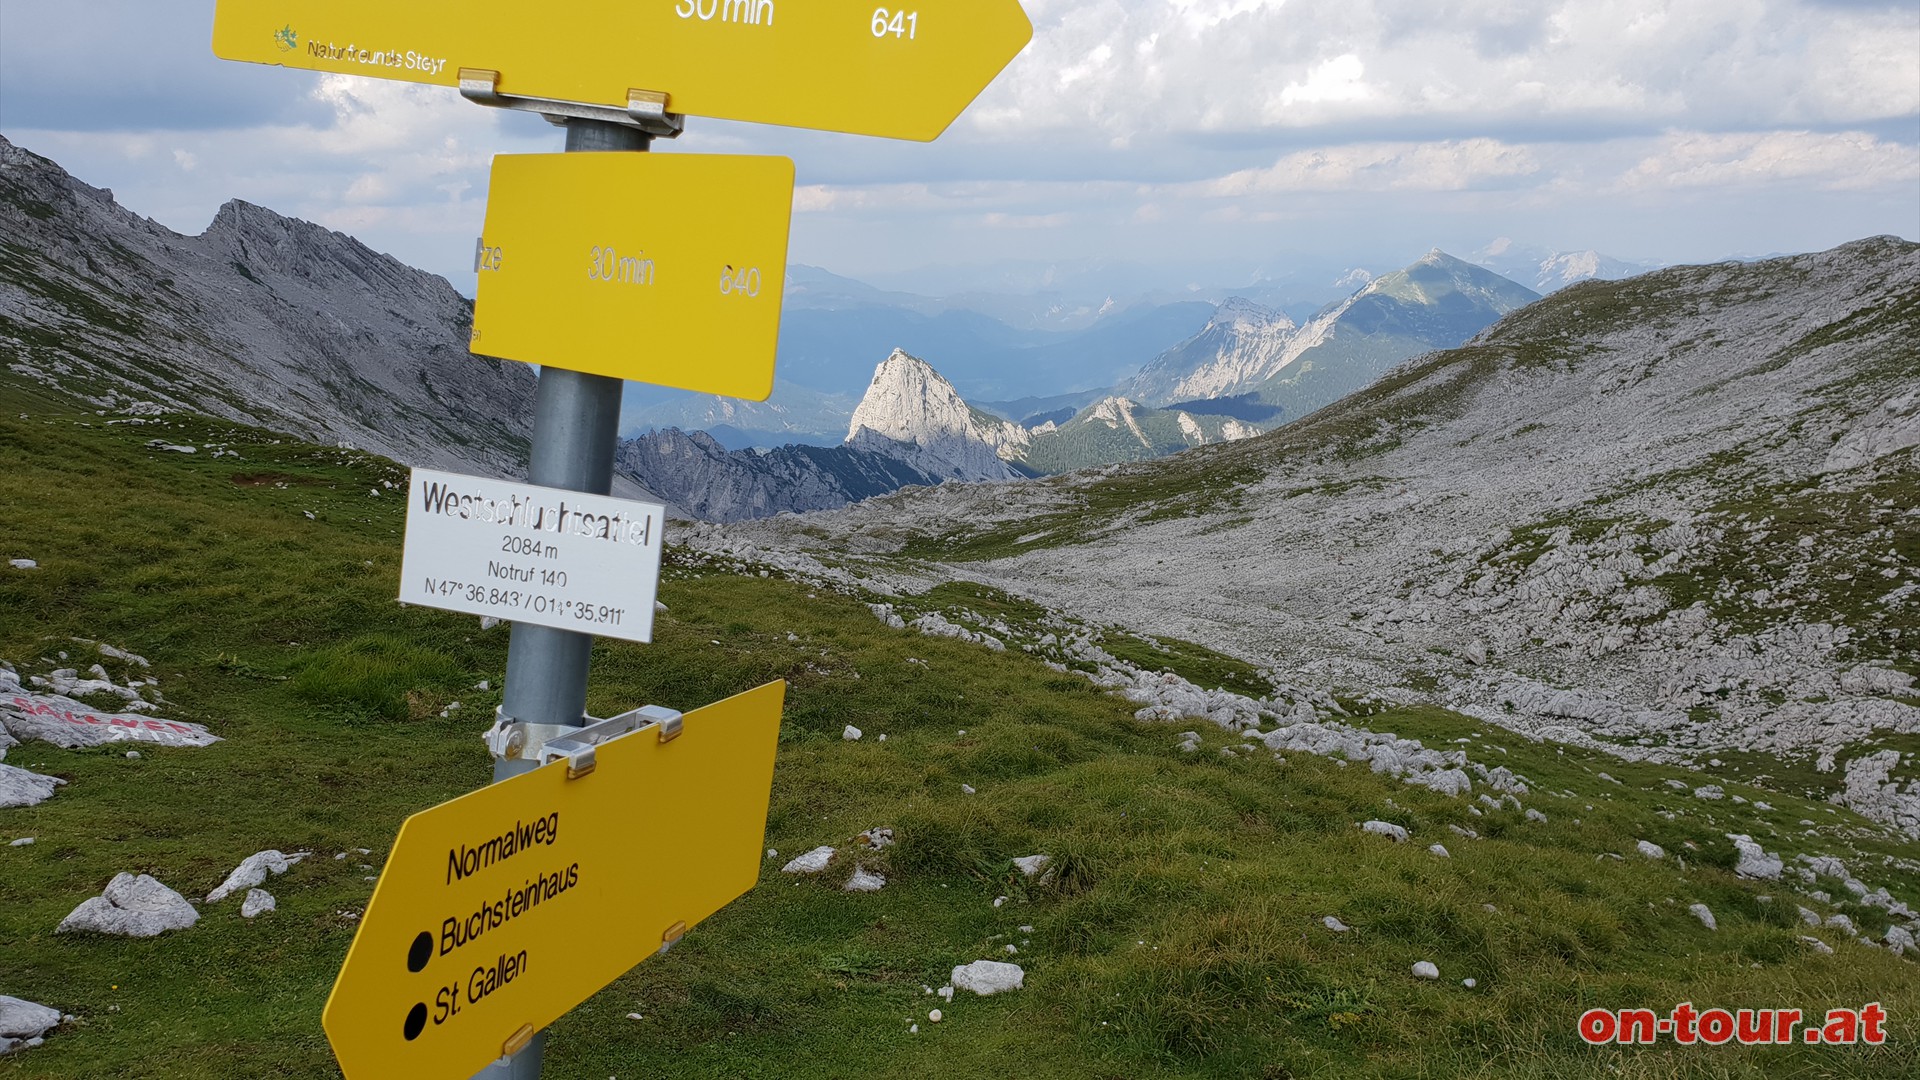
[720,265,762,297]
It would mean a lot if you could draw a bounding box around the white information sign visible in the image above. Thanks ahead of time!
[399,468,665,643]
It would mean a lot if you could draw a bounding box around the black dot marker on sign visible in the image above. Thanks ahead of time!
[408,931,433,973]
[404,1002,428,1042]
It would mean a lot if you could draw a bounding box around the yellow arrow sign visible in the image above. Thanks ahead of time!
[212,1,1031,141]
[322,681,785,1080]
[469,152,793,399]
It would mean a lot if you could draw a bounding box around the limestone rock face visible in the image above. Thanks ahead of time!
[0,135,535,479]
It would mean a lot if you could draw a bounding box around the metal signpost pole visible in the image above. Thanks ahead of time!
[475,115,648,1080]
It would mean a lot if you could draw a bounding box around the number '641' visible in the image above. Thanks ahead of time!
[720,265,762,298]
[872,8,918,39]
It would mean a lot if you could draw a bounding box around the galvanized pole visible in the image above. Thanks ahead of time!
[472,115,649,1080]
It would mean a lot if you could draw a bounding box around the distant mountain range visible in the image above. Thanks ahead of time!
[0,135,1682,528]
[1469,237,1663,294]
[1126,251,1540,426]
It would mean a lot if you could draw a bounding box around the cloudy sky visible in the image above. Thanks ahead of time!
[2,0,1915,295]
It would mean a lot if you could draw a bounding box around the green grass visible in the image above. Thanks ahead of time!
[1,402,1916,1079]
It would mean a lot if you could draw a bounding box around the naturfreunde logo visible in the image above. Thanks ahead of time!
[273,25,297,53]
[1579,1003,1888,1046]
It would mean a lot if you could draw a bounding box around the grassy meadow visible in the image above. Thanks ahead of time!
[0,402,1914,1079]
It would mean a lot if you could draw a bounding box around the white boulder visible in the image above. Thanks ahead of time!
[241,889,277,918]
[0,764,64,809]
[0,995,63,1055]
[58,873,199,937]
[1411,961,1440,979]
[844,866,886,893]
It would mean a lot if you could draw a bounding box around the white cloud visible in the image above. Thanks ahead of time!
[1277,54,1372,107]
[972,0,1920,138]
[1616,130,1920,192]
[1201,138,1541,195]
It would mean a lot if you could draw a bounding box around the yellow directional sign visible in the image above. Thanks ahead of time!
[469,153,793,399]
[322,681,785,1080]
[212,0,1032,141]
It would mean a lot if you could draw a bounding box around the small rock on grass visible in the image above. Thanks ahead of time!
[8,838,33,847]
[7,560,37,570]
[842,725,863,741]
[1637,841,1666,860]
[1411,961,1439,980]
[1360,820,1409,842]
[1801,936,1835,955]
[1322,916,1350,932]
[1013,854,1051,877]
[58,873,198,937]
[1689,904,1718,931]
[781,846,835,874]
[207,850,307,903]
[844,866,885,893]
[1428,844,1450,858]
[241,889,275,918]
[1886,926,1916,955]
[951,960,1024,996]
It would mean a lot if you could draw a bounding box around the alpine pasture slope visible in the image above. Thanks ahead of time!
[2,401,1917,1079]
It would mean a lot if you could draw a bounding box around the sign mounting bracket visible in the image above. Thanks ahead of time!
[534,704,685,779]
[458,68,684,138]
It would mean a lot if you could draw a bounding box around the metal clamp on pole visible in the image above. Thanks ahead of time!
[458,69,685,138]
[483,709,581,763]
[535,704,684,780]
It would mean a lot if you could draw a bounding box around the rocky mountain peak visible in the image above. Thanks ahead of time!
[847,349,973,443]
[1210,296,1294,334]
[845,349,1028,482]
